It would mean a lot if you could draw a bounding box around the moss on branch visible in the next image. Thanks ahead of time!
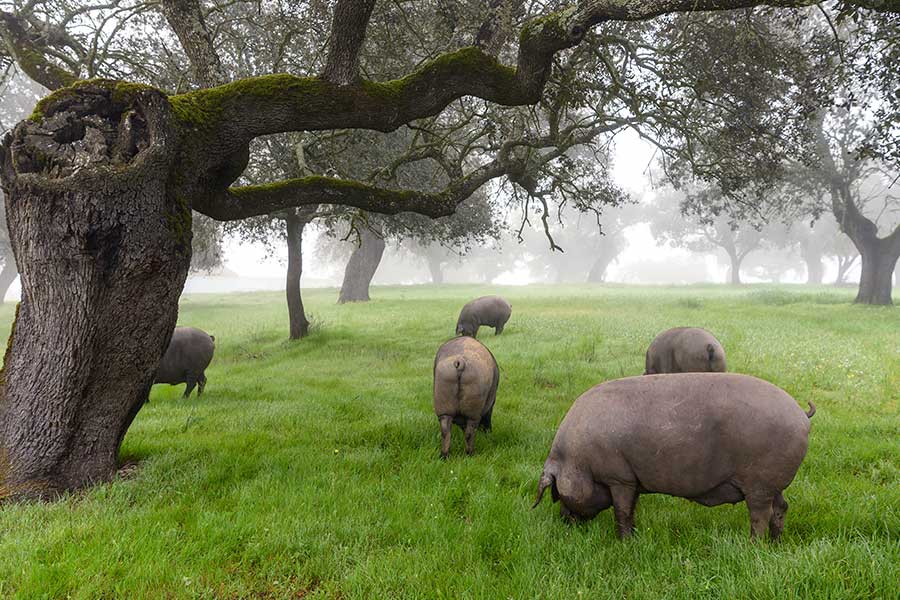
[191,175,457,221]
[168,46,519,136]
[29,79,157,123]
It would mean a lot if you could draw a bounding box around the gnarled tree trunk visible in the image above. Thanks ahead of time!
[0,85,190,500]
[338,226,385,303]
[854,239,898,305]
[285,212,311,339]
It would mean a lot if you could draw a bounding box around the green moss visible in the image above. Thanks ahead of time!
[230,175,417,203]
[170,74,330,130]
[165,196,193,252]
[383,47,517,96]
[169,47,516,132]
[29,79,159,123]
[110,81,156,105]
[519,7,578,45]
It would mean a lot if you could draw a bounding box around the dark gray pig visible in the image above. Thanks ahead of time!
[154,327,216,397]
[644,327,726,374]
[455,295,512,337]
[433,336,500,458]
[533,373,815,540]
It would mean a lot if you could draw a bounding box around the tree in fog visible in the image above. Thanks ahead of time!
[649,188,788,284]
[523,201,641,283]
[0,0,894,498]
[671,10,899,303]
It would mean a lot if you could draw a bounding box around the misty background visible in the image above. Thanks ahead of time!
[0,71,890,302]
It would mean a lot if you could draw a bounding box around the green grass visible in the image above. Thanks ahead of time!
[0,284,897,599]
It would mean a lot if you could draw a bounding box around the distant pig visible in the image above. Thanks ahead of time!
[154,327,216,398]
[644,327,726,374]
[533,373,815,540]
[433,336,500,458]
[455,295,512,337]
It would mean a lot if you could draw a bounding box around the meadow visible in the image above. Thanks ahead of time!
[0,284,897,599]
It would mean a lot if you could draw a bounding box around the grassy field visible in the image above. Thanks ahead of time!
[0,284,897,599]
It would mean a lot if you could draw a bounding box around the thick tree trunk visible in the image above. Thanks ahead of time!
[338,226,385,303]
[0,255,18,301]
[285,214,311,339]
[854,240,898,305]
[0,85,190,500]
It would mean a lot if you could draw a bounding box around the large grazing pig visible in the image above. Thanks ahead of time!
[533,373,815,540]
[455,295,512,338]
[433,336,500,458]
[644,327,726,374]
[154,327,216,398]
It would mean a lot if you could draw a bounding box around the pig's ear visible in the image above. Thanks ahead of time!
[210,335,216,342]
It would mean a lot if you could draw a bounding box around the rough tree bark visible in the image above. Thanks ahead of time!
[0,85,190,499]
[338,226,386,303]
[285,211,313,339]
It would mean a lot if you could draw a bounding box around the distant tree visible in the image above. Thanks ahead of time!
[669,10,899,303]
[523,203,639,284]
[649,188,784,284]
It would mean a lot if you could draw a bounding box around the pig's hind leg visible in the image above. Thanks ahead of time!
[183,372,198,398]
[745,490,776,540]
[768,491,789,541]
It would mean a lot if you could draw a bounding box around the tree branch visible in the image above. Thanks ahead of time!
[474,0,526,56]
[159,0,227,87]
[194,165,506,221]
[0,10,77,90]
[322,0,376,85]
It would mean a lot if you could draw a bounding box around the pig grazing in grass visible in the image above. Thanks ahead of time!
[455,295,512,338]
[433,336,500,458]
[533,373,815,540]
[644,327,726,374]
[154,327,216,398]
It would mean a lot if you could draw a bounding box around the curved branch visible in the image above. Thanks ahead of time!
[194,160,508,221]
[0,10,77,89]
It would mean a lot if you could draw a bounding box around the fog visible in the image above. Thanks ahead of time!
[0,75,873,304]
[172,129,863,296]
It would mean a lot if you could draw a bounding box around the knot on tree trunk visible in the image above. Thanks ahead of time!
[5,81,172,181]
